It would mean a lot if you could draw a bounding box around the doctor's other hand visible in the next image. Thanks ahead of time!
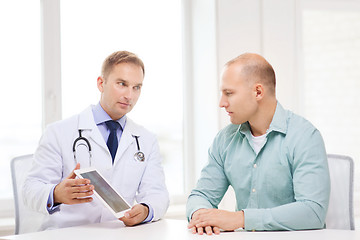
[119,204,149,226]
[53,163,94,205]
[187,209,245,235]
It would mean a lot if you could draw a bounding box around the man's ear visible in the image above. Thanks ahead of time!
[97,76,105,92]
[254,84,264,100]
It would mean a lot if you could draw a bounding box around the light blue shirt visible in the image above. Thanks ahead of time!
[91,103,126,142]
[186,102,330,231]
[48,103,153,222]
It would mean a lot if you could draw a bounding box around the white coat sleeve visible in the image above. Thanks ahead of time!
[23,124,65,214]
[135,138,169,221]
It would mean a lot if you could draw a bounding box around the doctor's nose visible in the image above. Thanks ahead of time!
[123,88,134,100]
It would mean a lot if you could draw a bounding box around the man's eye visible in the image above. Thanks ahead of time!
[225,92,232,96]
[118,82,125,86]
[134,86,141,90]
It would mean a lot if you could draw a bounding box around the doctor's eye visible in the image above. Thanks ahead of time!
[134,85,142,91]
[116,81,127,87]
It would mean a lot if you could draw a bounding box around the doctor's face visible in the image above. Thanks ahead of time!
[97,62,144,120]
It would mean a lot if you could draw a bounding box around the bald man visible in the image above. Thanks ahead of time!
[186,53,330,234]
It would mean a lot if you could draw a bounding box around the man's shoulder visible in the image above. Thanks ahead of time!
[219,124,240,136]
[283,110,324,150]
[286,111,318,135]
[214,124,241,144]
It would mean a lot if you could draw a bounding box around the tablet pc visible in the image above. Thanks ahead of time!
[74,167,131,218]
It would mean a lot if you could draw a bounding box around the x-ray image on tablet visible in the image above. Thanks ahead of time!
[74,167,131,218]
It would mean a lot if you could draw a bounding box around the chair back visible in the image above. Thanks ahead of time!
[325,154,355,230]
[11,154,45,234]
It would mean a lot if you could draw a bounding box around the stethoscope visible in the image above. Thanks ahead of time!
[73,130,92,165]
[133,135,145,162]
[72,129,145,165]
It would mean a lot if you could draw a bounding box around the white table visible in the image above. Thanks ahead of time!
[1,219,359,240]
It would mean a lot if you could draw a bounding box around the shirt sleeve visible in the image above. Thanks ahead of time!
[140,203,154,223]
[186,136,230,221]
[243,129,330,230]
[47,185,61,214]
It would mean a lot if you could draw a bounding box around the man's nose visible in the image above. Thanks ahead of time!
[219,96,228,108]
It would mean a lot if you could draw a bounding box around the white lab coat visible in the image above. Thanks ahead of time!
[23,106,169,230]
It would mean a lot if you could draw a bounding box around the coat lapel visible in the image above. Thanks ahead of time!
[114,118,140,165]
[78,106,108,152]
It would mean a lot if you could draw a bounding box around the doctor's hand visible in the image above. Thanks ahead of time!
[53,163,94,205]
[119,204,149,226]
[187,209,245,235]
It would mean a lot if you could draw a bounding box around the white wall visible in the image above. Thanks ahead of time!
[217,0,299,130]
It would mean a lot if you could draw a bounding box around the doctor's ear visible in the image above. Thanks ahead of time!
[97,76,105,92]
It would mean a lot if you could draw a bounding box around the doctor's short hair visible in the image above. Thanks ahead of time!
[101,51,145,79]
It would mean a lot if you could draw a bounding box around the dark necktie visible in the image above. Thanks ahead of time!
[105,120,121,163]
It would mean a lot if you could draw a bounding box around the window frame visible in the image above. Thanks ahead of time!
[0,0,220,220]
[39,0,204,206]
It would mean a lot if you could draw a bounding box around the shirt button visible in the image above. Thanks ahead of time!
[253,164,257,168]
[252,188,256,193]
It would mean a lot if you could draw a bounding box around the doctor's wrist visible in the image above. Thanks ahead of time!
[140,203,154,223]
[140,203,149,216]
[53,184,62,204]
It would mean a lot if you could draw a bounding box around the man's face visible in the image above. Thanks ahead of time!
[219,64,258,125]
[97,62,144,120]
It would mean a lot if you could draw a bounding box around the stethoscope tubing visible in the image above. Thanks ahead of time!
[73,130,92,152]
[73,129,145,164]
[133,135,145,162]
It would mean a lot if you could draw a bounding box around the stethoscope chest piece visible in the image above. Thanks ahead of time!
[134,151,145,162]
[133,135,145,162]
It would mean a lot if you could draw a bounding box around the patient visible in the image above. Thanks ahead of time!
[186,53,330,234]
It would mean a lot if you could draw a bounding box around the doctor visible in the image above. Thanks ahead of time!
[23,51,169,230]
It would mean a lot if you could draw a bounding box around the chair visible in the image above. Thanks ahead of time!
[325,154,355,230]
[11,154,45,234]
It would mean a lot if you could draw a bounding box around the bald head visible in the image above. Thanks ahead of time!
[225,53,276,95]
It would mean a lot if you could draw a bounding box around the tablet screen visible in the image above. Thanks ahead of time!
[80,170,130,213]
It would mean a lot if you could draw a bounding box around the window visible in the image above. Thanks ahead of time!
[0,0,41,206]
[60,0,184,196]
[302,8,360,228]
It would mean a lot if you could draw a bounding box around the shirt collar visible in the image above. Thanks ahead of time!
[239,102,288,136]
[267,102,288,135]
[92,102,127,129]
